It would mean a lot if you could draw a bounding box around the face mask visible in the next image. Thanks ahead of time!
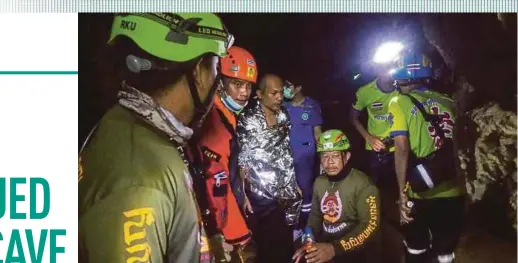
[283,87,295,99]
[221,91,247,113]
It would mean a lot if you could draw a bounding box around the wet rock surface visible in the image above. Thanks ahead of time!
[420,13,517,262]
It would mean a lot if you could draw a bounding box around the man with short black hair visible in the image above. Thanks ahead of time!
[237,73,302,263]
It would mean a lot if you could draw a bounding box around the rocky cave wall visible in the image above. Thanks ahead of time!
[420,13,517,233]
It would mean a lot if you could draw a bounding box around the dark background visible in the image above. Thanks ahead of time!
[78,14,518,258]
[79,13,438,171]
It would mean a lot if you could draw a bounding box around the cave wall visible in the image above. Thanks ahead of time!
[420,13,517,231]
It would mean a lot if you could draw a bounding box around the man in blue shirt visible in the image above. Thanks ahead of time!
[283,80,323,235]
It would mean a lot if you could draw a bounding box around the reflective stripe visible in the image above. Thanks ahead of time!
[407,247,427,255]
[301,208,311,212]
[403,240,428,255]
[416,164,434,188]
[302,203,312,207]
[437,253,455,263]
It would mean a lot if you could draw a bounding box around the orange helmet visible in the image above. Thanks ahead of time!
[220,46,258,83]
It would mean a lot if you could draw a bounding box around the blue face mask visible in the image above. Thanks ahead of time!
[221,92,247,114]
[283,87,295,99]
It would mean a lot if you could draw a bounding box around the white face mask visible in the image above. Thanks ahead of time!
[221,91,247,113]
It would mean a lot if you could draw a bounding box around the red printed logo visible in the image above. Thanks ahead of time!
[427,106,454,149]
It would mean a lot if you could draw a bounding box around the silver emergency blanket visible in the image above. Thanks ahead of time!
[237,101,302,225]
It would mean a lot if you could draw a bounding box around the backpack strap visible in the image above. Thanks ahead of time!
[403,93,446,141]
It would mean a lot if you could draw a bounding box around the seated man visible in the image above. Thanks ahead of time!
[293,129,381,263]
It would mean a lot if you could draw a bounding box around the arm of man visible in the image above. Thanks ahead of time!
[330,184,381,257]
[350,89,385,151]
[388,97,410,196]
[79,187,173,263]
[388,97,413,223]
[394,136,410,197]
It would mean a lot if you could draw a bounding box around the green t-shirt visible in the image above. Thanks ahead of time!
[308,168,381,257]
[79,105,211,263]
[352,79,398,151]
[388,87,465,199]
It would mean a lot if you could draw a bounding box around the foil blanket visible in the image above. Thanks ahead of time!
[237,101,302,225]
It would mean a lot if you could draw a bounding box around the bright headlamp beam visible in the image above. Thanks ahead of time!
[373,42,404,64]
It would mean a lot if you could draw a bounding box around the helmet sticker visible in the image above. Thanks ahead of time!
[324,132,332,139]
[247,67,255,78]
[229,65,239,72]
[323,142,333,149]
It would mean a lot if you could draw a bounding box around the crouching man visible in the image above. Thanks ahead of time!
[293,129,381,263]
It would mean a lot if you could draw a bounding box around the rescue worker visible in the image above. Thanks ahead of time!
[350,41,404,262]
[78,13,234,263]
[293,129,381,263]
[189,46,258,262]
[283,79,323,237]
[237,73,302,263]
[350,42,401,184]
[388,50,466,263]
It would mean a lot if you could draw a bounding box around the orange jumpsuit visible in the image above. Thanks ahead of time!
[194,95,251,245]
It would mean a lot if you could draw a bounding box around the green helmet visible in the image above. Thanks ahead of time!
[317,129,351,152]
[109,13,234,62]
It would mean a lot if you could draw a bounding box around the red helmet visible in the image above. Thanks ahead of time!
[220,46,258,83]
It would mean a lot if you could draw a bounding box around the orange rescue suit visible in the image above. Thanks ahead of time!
[193,95,251,245]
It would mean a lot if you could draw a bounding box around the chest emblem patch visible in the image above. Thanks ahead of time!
[321,191,343,223]
[371,102,383,110]
[301,112,309,121]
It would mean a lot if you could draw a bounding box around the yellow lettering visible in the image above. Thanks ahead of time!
[126,243,152,254]
[349,237,358,247]
[123,208,156,263]
[127,246,151,263]
[341,240,352,250]
[365,225,374,235]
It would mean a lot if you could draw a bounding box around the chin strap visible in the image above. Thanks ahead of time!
[187,72,222,130]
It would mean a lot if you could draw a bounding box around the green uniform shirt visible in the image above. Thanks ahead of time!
[388,87,465,199]
[308,168,381,257]
[352,79,398,152]
[78,105,210,263]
